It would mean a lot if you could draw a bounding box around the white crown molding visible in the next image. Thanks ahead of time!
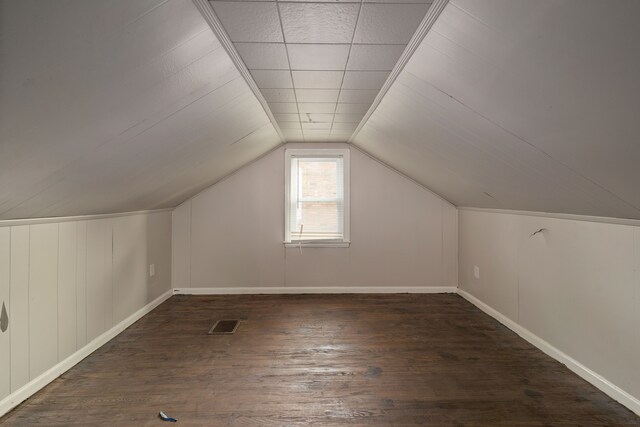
[458,206,640,227]
[174,286,457,295]
[0,289,173,418]
[0,208,173,227]
[192,0,285,142]
[349,0,449,142]
[457,288,640,416]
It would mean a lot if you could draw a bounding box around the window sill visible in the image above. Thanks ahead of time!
[284,242,350,248]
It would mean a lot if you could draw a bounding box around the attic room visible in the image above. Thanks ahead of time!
[0,0,639,424]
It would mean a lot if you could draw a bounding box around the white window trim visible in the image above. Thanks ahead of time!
[284,148,350,248]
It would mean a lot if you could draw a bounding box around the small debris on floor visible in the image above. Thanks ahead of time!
[159,411,177,422]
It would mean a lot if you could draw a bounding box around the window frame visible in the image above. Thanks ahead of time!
[284,148,350,248]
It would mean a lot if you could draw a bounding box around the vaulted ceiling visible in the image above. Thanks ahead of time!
[1,0,640,220]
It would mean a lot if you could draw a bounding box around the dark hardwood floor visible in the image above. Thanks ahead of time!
[1,294,638,426]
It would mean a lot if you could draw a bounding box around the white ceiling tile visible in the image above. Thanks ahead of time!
[300,113,334,123]
[347,44,405,70]
[338,89,379,103]
[292,71,344,89]
[304,130,332,140]
[288,44,350,70]
[268,102,299,114]
[261,88,296,103]
[332,122,358,131]
[342,71,390,89]
[273,113,300,122]
[278,121,302,130]
[250,70,293,88]
[354,4,431,44]
[279,3,360,44]
[336,103,371,114]
[296,89,340,103]
[302,122,332,130]
[211,2,283,42]
[297,103,337,113]
[235,43,289,69]
[334,113,364,123]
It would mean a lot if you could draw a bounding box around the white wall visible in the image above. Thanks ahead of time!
[173,144,458,290]
[459,209,640,405]
[0,211,172,404]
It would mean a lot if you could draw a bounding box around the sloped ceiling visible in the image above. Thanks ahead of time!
[0,0,280,220]
[2,0,640,221]
[353,0,640,219]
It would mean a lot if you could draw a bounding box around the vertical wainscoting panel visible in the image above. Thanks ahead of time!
[113,215,147,324]
[76,221,87,349]
[0,228,10,400]
[57,222,77,361]
[28,223,59,379]
[10,226,30,392]
[86,220,109,342]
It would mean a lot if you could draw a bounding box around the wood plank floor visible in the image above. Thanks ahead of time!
[1,294,639,426]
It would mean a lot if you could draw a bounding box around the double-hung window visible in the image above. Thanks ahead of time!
[285,149,350,247]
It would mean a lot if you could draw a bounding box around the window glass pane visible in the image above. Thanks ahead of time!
[299,160,337,200]
[288,155,344,242]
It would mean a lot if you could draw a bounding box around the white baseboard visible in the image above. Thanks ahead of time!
[456,288,640,417]
[174,286,458,295]
[0,289,173,418]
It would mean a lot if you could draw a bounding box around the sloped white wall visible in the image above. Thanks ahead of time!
[459,209,640,404]
[173,144,457,290]
[0,211,172,403]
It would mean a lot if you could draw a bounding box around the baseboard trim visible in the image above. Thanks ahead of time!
[174,286,457,295]
[0,289,173,418]
[456,288,640,417]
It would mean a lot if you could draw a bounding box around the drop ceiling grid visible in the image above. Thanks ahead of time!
[209,0,433,141]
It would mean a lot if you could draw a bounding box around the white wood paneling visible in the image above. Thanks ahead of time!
[75,221,87,348]
[86,220,111,342]
[0,0,280,220]
[172,201,192,289]
[57,222,77,360]
[10,226,30,392]
[180,144,456,289]
[0,228,10,399]
[459,209,640,403]
[113,215,147,324]
[28,223,59,379]
[145,212,173,302]
[354,0,640,220]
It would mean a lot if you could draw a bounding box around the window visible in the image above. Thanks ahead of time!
[285,149,350,247]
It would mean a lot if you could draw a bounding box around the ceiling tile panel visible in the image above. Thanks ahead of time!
[211,2,283,42]
[342,71,390,89]
[300,113,334,123]
[235,43,289,69]
[206,0,432,142]
[336,103,371,114]
[302,122,333,130]
[250,70,293,88]
[295,88,340,103]
[268,102,299,113]
[278,121,303,130]
[338,89,379,103]
[347,44,406,70]
[292,71,345,89]
[279,3,360,44]
[334,113,365,123]
[298,103,337,114]
[354,4,431,44]
[261,88,296,103]
[288,44,351,70]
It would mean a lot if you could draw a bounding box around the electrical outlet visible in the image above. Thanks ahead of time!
[149,264,155,277]
[474,266,480,279]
